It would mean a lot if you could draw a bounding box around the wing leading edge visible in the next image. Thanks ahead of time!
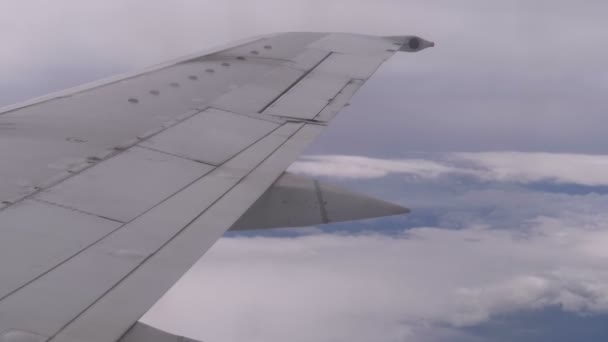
[0,32,432,342]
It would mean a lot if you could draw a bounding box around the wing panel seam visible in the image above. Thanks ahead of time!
[136,146,219,166]
[48,123,306,341]
[32,199,126,224]
[312,78,358,121]
[0,109,203,214]
[0,121,289,307]
[258,52,333,114]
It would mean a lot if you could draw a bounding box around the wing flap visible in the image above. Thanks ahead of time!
[262,51,385,121]
[315,79,364,122]
[263,69,350,120]
[315,53,386,80]
[139,108,280,165]
[36,147,213,223]
[210,66,305,115]
[287,48,332,71]
[50,124,323,342]
[0,200,121,300]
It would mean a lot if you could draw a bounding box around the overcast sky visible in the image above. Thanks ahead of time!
[3,1,608,341]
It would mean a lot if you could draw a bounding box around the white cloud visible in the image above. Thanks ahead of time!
[143,216,608,342]
[454,152,608,186]
[289,153,608,186]
[289,155,464,179]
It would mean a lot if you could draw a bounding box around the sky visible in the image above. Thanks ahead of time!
[2,1,608,341]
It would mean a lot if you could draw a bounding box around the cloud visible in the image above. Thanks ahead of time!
[288,155,465,179]
[453,152,608,186]
[289,153,608,186]
[142,216,608,342]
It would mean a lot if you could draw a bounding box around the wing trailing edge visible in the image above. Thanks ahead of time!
[230,172,409,231]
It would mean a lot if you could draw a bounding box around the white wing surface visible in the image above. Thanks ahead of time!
[0,32,433,342]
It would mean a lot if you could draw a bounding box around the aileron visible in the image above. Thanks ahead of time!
[263,70,350,120]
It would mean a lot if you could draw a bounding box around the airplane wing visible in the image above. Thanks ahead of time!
[0,32,433,342]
